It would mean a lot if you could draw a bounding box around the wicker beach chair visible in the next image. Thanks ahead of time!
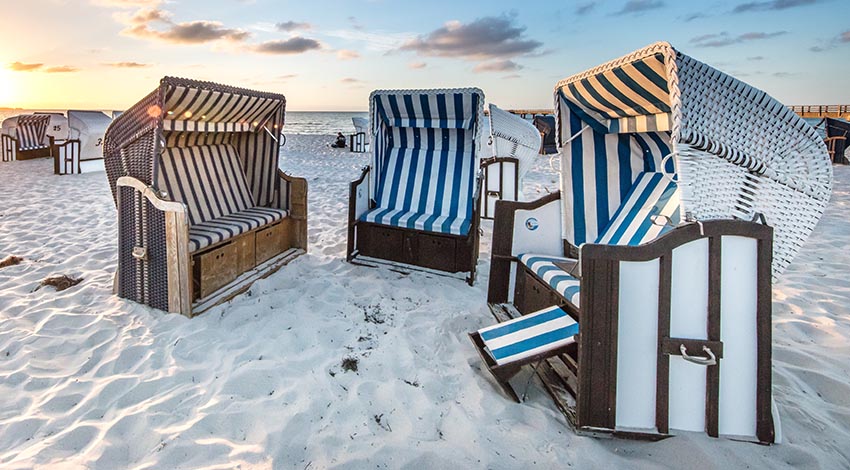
[1,114,54,161]
[477,42,832,443]
[104,77,308,317]
[347,88,485,284]
[350,116,369,153]
[55,110,113,175]
[480,104,542,219]
[533,115,557,154]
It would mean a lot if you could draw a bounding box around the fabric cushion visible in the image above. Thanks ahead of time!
[189,206,286,253]
[157,143,254,226]
[478,305,579,366]
[518,254,581,306]
[16,115,51,150]
[595,172,680,246]
[360,207,471,236]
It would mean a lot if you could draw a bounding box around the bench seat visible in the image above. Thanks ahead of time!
[518,254,581,306]
[360,207,471,236]
[189,206,287,253]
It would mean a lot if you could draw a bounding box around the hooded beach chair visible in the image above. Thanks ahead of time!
[480,104,542,219]
[476,42,832,443]
[104,77,308,317]
[350,116,369,152]
[1,114,54,161]
[533,115,557,154]
[347,88,485,284]
[55,110,113,175]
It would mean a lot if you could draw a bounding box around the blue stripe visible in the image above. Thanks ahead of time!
[593,130,609,234]
[611,67,667,113]
[632,55,669,96]
[632,134,655,172]
[647,132,674,173]
[420,94,432,129]
[628,179,677,245]
[574,80,627,118]
[443,127,465,233]
[489,323,580,361]
[569,109,587,245]
[595,73,650,116]
[437,94,448,129]
[480,306,567,341]
[617,134,633,200]
[563,96,608,134]
[603,173,660,245]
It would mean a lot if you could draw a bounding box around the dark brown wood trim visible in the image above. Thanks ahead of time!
[487,191,562,304]
[346,167,370,262]
[706,235,722,437]
[479,156,520,220]
[656,253,672,434]
[756,231,775,444]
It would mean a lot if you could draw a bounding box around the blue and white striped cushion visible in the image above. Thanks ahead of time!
[595,172,681,246]
[478,306,579,365]
[188,206,287,253]
[517,254,581,306]
[157,144,255,226]
[360,208,471,236]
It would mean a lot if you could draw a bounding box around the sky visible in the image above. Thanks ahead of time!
[0,0,847,111]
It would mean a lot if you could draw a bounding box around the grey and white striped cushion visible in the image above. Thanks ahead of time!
[188,206,287,252]
[157,143,254,226]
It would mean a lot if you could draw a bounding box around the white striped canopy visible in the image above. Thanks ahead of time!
[68,110,112,161]
[162,83,284,133]
[555,41,833,278]
[488,104,541,194]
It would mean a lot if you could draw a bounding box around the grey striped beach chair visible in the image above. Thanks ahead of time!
[1,114,54,162]
[482,42,830,443]
[347,88,485,284]
[104,77,307,317]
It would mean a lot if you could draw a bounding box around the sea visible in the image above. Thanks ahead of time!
[0,109,370,136]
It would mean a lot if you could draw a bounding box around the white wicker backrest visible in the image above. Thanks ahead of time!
[488,104,541,180]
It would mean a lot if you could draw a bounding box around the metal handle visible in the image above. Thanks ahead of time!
[680,344,717,366]
[132,246,148,261]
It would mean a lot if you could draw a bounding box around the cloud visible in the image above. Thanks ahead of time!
[576,2,596,14]
[747,55,765,60]
[91,0,161,6]
[810,29,850,52]
[8,61,43,72]
[613,0,665,15]
[336,49,360,60]
[843,30,850,42]
[277,74,298,80]
[275,21,311,32]
[408,61,427,69]
[104,61,151,68]
[733,0,817,13]
[46,66,78,73]
[340,78,361,83]
[399,15,542,60]
[690,31,786,47]
[125,19,250,44]
[683,12,710,21]
[473,59,522,73]
[253,37,322,54]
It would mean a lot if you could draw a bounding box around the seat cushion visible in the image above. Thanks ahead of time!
[595,172,681,246]
[189,207,286,253]
[518,254,581,306]
[478,305,579,366]
[157,143,255,226]
[360,207,471,236]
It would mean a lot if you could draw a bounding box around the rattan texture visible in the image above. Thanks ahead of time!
[488,104,541,186]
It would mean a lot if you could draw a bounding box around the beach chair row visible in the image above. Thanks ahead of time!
[99,42,832,444]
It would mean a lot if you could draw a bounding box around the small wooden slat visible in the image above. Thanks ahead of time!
[706,235,722,437]
[656,254,672,434]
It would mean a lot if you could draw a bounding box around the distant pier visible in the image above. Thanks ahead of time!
[789,105,850,120]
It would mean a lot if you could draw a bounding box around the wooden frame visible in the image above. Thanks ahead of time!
[480,156,519,220]
[116,175,307,317]
[484,194,776,443]
[1,134,55,162]
[347,167,483,285]
[349,132,367,153]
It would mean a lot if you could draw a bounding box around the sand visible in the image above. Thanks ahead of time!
[0,134,848,469]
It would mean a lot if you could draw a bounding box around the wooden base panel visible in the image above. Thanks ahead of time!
[354,222,474,274]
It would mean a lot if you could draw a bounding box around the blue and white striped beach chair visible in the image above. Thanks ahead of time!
[348,88,485,283]
[470,305,579,401]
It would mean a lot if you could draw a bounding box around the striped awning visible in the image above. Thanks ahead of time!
[372,90,480,132]
[162,84,284,133]
[557,52,671,134]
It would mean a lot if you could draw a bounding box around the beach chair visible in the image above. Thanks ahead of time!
[533,115,557,154]
[1,114,54,161]
[480,104,541,219]
[55,110,113,175]
[347,88,485,284]
[103,77,308,317]
[350,116,368,153]
[477,42,832,443]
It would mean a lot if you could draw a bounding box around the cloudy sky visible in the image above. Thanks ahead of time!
[0,0,846,111]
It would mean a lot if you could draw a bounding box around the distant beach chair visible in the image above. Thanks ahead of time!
[347,88,485,284]
[533,115,557,154]
[54,110,113,175]
[103,77,307,316]
[476,42,832,443]
[1,114,53,161]
[350,116,368,153]
[481,104,541,219]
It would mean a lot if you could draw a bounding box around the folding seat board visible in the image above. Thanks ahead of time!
[104,76,307,316]
[482,42,832,443]
[348,88,485,283]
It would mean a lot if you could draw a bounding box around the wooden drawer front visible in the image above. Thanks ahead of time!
[416,233,457,272]
[235,233,256,273]
[360,225,405,262]
[195,242,239,300]
[256,222,284,265]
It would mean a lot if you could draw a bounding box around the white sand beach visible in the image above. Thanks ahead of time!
[0,134,848,469]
